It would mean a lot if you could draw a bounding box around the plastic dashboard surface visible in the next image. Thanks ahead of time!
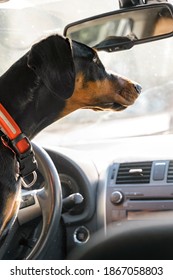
[42,134,173,250]
[19,134,173,254]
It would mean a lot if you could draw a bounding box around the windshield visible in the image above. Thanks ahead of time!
[0,0,173,147]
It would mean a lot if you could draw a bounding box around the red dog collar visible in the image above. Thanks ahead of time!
[0,103,37,179]
[0,103,30,154]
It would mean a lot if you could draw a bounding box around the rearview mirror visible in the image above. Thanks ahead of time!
[64,3,173,52]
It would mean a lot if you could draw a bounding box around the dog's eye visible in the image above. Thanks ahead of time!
[92,54,104,69]
[93,55,99,64]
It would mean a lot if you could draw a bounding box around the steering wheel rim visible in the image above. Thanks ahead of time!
[0,143,62,260]
[24,142,62,259]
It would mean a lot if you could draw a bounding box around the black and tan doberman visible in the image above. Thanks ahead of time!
[0,34,141,239]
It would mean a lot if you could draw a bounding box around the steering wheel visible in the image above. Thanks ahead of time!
[0,143,62,260]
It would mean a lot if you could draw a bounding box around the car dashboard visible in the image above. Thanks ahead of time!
[4,133,173,259]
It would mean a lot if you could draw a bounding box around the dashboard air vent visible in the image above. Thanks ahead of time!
[167,161,173,183]
[116,161,152,184]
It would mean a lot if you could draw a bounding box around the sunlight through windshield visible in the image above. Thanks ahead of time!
[0,0,173,146]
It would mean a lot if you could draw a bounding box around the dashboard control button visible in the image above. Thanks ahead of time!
[20,194,35,209]
[110,191,123,204]
[74,226,90,244]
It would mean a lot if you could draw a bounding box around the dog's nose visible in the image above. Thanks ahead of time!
[134,83,142,94]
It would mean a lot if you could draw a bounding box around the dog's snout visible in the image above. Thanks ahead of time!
[134,83,142,94]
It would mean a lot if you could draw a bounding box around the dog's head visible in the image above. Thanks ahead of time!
[27,34,141,116]
[57,39,141,117]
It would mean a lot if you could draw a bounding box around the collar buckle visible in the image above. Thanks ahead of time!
[1,133,38,178]
[0,103,38,183]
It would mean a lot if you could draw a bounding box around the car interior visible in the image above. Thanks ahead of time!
[0,0,173,260]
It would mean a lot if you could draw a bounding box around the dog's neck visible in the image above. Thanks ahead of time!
[0,54,66,140]
[0,54,66,230]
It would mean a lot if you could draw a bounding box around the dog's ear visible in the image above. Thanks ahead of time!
[27,35,75,100]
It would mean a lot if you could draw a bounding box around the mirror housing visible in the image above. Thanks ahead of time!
[64,3,173,52]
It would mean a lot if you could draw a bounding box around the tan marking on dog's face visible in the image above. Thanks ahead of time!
[59,72,139,117]
[0,187,21,236]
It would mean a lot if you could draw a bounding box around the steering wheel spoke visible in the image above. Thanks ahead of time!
[18,189,42,225]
